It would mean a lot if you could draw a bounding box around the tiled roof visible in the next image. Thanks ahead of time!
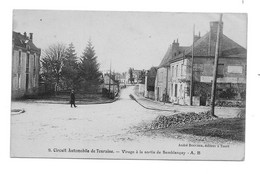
[13,31,41,53]
[183,32,247,58]
[159,46,173,67]
[158,31,247,67]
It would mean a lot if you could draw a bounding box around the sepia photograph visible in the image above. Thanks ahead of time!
[11,10,247,160]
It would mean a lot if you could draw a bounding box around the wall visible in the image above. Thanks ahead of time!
[12,49,40,98]
[192,57,246,84]
[168,56,246,105]
[138,84,145,96]
[155,67,170,101]
[169,59,190,105]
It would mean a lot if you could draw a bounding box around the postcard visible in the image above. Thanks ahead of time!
[11,10,246,160]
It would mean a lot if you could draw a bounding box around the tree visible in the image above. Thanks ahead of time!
[41,43,66,93]
[61,43,80,90]
[139,70,146,84]
[128,68,134,84]
[78,41,102,92]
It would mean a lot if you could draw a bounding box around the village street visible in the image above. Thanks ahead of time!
[11,86,244,160]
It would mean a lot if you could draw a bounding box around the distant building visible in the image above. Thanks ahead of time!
[12,31,41,99]
[155,21,247,105]
[103,73,119,96]
[144,67,157,100]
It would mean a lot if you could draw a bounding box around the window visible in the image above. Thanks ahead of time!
[171,66,174,78]
[26,53,30,73]
[227,65,243,74]
[217,64,224,77]
[26,53,30,91]
[179,84,183,97]
[181,64,183,76]
[174,84,178,97]
[171,84,173,97]
[34,55,36,68]
[18,51,21,66]
[33,74,36,87]
[18,74,21,89]
[33,55,36,74]
[176,65,178,77]
[26,74,29,91]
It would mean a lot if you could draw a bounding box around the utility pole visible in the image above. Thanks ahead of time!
[165,66,169,103]
[189,24,195,106]
[108,60,111,94]
[112,70,115,95]
[210,14,223,117]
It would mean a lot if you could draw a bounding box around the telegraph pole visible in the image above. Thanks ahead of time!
[210,14,223,117]
[189,24,195,106]
[108,60,111,94]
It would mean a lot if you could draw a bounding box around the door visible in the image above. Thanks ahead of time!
[157,87,159,101]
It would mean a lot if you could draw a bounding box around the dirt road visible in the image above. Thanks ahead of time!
[11,86,244,160]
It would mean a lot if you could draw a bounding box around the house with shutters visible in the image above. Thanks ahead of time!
[12,31,41,99]
[154,40,188,102]
[155,21,247,106]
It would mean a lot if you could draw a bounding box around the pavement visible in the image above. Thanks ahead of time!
[133,87,242,118]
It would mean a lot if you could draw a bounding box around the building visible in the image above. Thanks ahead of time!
[103,73,120,96]
[144,67,157,100]
[12,31,41,99]
[155,21,247,105]
[155,40,188,102]
[126,68,144,84]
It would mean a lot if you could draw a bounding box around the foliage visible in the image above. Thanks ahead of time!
[61,43,80,89]
[78,41,102,92]
[139,70,146,84]
[40,43,66,92]
[219,88,237,99]
[128,68,134,84]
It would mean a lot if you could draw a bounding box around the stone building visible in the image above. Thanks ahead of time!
[155,21,247,105]
[144,67,157,100]
[12,31,41,99]
[155,40,188,102]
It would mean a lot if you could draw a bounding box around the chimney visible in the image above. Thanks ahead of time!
[23,32,27,38]
[210,21,223,38]
[29,33,33,42]
[208,21,223,56]
[172,38,180,57]
[194,32,201,42]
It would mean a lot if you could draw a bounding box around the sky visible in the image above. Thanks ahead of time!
[13,10,247,73]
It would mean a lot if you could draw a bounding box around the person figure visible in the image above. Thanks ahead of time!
[70,89,77,108]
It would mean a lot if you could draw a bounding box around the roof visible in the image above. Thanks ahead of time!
[13,31,41,53]
[104,73,119,83]
[183,32,247,58]
[159,46,188,67]
[158,32,247,67]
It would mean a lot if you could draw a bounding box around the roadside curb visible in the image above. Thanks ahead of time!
[129,94,176,112]
[11,109,25,115]
[14,94,120,105]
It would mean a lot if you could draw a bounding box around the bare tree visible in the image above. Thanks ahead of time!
[41,43,66,93]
